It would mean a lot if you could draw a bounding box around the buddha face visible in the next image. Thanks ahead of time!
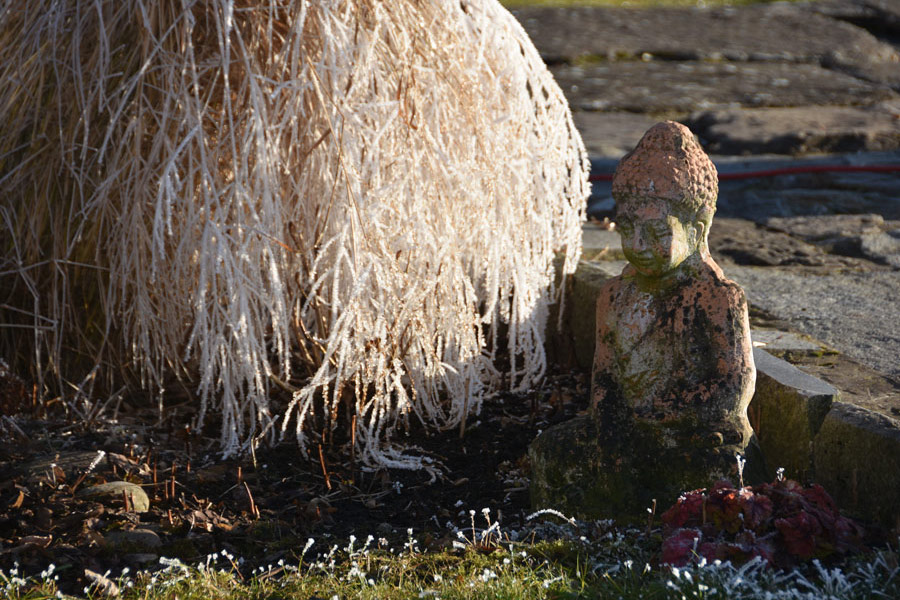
[616,198,703,278]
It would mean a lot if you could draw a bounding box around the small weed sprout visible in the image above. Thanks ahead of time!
[735,453,746,488]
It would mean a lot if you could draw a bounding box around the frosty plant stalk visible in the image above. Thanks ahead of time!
[0,0,588,465]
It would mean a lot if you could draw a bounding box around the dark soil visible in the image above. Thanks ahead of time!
[0,368,589,594]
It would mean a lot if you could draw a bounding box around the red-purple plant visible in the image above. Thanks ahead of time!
[659,478,865,568]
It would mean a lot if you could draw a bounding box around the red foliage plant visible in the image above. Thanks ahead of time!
[659,478,866,569]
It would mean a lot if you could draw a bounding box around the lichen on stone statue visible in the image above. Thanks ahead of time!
[530,121,762,521]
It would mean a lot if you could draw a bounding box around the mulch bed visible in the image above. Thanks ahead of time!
[0,368,588,593]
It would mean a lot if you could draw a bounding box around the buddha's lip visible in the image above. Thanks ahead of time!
[627,256,657,268]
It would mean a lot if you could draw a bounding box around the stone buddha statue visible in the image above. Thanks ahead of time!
[530,121,760,521]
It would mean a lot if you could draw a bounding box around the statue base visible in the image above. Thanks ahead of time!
[528,415,767,523]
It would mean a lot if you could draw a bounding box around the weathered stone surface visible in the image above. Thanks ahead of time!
[765,213,900,265]
[766,213,885,245]
[750,329,825,352]
[708,217,876,269]
[76,481,150,513]
[727,266,900,379]
[554,62,893,114]
[686,104,900,155]
[581,222,623,261]
[512,4,900,69]
[776,352,900,421]
[572,111,660,158]
[813,402,900,527]
[749,349,839,483]
[860,229,900,267]
[104,529,162,549]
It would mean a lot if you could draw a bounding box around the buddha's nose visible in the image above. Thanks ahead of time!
[629,230,648,254]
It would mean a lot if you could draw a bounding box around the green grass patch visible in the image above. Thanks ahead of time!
[4,528,898,599]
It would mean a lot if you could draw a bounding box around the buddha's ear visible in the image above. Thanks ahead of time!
[693,219,708,246]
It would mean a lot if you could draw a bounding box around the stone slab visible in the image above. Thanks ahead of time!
[766,213,885,242]
[813,401,900,527]
[749,348,839,482]
[547,261,614,371]
[708,217,878,269]
[726,266,900,379]
[773,351,900,421]
[572,111,660,158]
[685,104,900,155]
[512,4,900,71]
[861,229,900,267]
[750,329,825,352]
[766,213,900,263]
[554,62,893,115]
[581,222,622,260]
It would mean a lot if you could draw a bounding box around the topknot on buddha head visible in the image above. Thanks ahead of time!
[612,121,718,225]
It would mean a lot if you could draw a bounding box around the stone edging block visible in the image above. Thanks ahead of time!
[749,348,838,483]
[813,402,900,529]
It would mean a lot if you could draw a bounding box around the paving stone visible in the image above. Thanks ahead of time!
[686,103,900,155]
[572,112,660,158]
[860,229,900,267]
[813,401,900,527]
[554,62,893,115]
[708,217,875,269]
[750,330,825,352]
[726,266,900,379]
[749,348,839,482]
[76,481,150,513]
[766,213,885,242]
[512,4,900,70]
[581,222,622,260]
[776,352,900,422]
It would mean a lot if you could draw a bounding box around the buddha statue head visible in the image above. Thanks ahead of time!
[611,121,718,279]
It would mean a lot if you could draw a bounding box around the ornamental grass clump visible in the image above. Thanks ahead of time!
[0,0,587,464]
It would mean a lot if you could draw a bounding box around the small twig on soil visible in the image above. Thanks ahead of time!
[318,443,332,490]
[351,414,357,466]
[243,481,260,519]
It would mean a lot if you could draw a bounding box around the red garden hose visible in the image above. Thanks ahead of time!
[588,164,900,182]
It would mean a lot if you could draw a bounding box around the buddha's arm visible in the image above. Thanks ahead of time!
[591,284,617,412]
[689,283,756,432]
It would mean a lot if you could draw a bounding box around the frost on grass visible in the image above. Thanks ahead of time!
[0,1,587,464]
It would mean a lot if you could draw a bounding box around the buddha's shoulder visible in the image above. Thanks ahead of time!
[693,259,749,304]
